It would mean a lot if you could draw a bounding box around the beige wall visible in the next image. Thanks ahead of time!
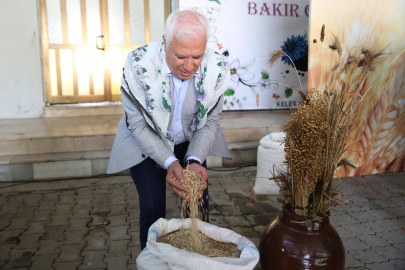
[0,0,45,119]
[309,0,405,175]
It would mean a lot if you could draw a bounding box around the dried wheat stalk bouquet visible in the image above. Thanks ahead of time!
[253,25,404,220]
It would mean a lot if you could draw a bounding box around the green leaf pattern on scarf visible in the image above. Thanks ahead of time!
[161,80,171,113]
[214,57,228,91]
[165,132,174,143]
[146,95,154,111]
[162,97,171,113]
[214,73,223,91]
[131,45,148,62]
[198,101,208,119]
[190,57,213,131]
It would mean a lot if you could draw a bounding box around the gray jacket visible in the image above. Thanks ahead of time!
[107,76,231,174]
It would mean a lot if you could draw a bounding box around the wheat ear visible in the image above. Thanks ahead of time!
[282,53,303,93]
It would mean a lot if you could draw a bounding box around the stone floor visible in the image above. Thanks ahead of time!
[0,167,404,270]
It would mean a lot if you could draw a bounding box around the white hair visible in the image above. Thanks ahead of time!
[164,10,210,48]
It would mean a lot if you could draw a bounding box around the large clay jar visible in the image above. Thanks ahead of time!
[259,206,345,270]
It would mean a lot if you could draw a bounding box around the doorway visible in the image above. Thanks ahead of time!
[40,0,170,104]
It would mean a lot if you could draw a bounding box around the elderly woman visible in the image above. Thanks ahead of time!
[107,10,231,249]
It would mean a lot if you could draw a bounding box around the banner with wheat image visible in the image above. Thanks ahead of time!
[309,0,405,177]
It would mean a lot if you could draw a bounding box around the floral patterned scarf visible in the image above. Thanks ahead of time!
[122,40,229,151]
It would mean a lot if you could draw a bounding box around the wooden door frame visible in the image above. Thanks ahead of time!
[39,0,52,104]
[40,0,172,104]
[40,0,109,103]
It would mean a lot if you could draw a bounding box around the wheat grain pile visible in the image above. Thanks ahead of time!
[157,229,241,258]
[166,169,240,258]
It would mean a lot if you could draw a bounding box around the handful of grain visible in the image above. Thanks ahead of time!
[157,229,241,258]
[173,169,240,257]
[174,169,206,221]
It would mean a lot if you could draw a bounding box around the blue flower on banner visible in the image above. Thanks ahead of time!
[281,35,307,65]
